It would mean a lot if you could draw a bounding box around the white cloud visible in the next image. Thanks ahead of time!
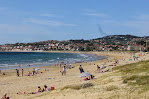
[133,14,149,21]
[84,12,107,17]
[40,13,62,17]
[28,18,77,26]
[0,24,52,34]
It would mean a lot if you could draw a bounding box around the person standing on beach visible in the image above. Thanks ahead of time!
[32,68,35,76]
[97,65,100,72]
[79,65,84,73]
[16,69,19,77]
[22,69,24,76]
[62,66,66,75]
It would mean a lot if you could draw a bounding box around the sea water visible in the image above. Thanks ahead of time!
[0,52,104,70]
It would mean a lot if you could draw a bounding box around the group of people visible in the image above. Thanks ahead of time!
[16,68,40,77]
[29,85,50,94]
[16,69,24,77]
[132,54,139,61]
[83,75,94,81]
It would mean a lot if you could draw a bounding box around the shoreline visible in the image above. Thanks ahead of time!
[0,51,148,99]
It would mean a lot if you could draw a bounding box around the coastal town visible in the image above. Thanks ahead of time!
[0,35,149,52]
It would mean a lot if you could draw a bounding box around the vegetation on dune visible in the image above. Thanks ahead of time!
[113,60,149,92]
[61,83,93,91]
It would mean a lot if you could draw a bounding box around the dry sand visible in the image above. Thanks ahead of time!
[0,51,149,99]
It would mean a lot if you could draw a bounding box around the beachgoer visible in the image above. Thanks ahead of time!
[37,86,42,92]
[97,65,100,72]
[89,75,94,79]
[27,71,30,76]
[1,93,9,99]
[29,86,42,94]
[32,68,35,76]
[22,69,24,76]
[79,65,84,73]
[115,59,118,64]
[0,70,1,74]
[83,77,89,81]
[16,69,19,77]
[97,65,99,70]
[62,66,66,75]
[42,85,50,92]
[69,64,72,69]
[133,54,136,61]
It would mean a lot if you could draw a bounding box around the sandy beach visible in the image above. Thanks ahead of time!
[0,51,149,99]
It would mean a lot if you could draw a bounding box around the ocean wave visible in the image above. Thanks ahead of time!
[48,59,54,61]
[80,54,88,58]
[37,59,42,61]
[0,64,8,66]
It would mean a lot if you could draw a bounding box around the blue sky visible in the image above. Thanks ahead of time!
[0,0,149,44]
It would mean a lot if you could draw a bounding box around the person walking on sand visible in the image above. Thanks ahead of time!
[62,66,66,75]
[16,69,19,77]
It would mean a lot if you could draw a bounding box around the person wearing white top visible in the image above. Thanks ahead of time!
[62,66,66,75]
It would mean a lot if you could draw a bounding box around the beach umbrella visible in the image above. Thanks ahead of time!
[100,66,106,69]
[35,68,40,71]
[78,72,92,77]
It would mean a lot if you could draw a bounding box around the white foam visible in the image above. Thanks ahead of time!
[48,59,54,61]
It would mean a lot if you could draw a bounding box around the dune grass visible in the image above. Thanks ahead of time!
[61,83,93,91]
[113,60,149,92]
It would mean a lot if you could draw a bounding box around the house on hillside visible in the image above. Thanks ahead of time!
[127,45,142,51]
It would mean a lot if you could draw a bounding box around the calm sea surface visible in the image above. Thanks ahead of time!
[0,52,104,70]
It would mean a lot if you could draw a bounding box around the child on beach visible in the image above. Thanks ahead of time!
[27,71,30,76]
